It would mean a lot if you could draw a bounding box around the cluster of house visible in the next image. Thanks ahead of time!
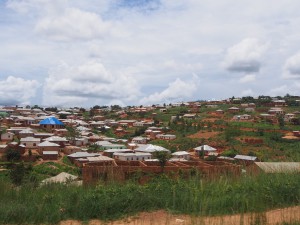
[205,100,300,123]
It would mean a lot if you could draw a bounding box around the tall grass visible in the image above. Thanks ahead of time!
[0,173,299,224]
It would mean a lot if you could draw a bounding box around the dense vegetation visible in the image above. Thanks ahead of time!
[0,173,299,224]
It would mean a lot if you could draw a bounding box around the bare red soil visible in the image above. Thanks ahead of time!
[60,206,300,225]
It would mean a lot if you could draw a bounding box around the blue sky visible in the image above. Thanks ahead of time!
[1,0,300,107]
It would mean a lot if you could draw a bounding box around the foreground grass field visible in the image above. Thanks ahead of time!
[0,173,299,224]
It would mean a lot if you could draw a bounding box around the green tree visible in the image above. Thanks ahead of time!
[278,115,285,129]
[154,151,171,173]
[10,163,26,186]
[5,149,21,162]
[66,126,80,142]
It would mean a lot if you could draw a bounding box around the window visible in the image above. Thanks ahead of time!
[33,143,36,146]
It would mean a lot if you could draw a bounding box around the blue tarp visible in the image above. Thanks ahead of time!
[39,117,64,125]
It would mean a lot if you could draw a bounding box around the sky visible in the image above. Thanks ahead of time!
[1,0,300,107]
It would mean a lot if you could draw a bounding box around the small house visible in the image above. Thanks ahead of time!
[194,145,217,156]
[171,151,190,160]
[20,137,40,149]
[228,107,240,113]
[1,132,14,142]
[234,154,257,165]
[39,117,64,132]
[63,146,82,155]
[132,136,148,144]
[156,134,176,140]
[113,152,151,161]
[38,141,60,155]
[42,151,59,160]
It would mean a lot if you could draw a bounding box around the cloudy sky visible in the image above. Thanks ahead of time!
[1,0,300,107]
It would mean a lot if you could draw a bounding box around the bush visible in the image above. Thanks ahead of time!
[5,149,21,162]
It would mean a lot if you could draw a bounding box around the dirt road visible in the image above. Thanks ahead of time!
[60,206,300,225]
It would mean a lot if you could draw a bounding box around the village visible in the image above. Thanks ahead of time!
[0,95,300,185]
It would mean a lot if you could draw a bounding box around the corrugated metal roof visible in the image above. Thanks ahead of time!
[39,117,64,125]
[194,145,217,151]
[234,155,257,161]
[255,162,300,173]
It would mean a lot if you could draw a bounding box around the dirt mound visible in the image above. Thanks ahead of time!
[60,206,300,225]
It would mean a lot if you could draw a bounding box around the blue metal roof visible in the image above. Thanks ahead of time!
[39,117,64,125]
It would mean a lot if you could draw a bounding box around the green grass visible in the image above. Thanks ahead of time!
[32,162,80,180]
[0,173,299,224]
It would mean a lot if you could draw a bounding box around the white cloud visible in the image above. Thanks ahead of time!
[35,8,111,41]
[43,61,140,106]
[163,60,202,72]
[268,85,289,96]
[6,0,68,14]
[0,76,39,105]
[4,1,300,106]
[140,76,199,105]
[283,52,300,79]
[239,74,256,83]
[241,89,254,96]
[223,38,268,73]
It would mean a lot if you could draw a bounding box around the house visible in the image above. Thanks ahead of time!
[260,113,276,121]
[132,136,148,144]
[284,113,295,122]
[156,134,176,140]
[20,137,40,149]
[34,133,53,139]
[18,129,34,138]
[183,114,196,119]
[118,120,137,127]
[248,162,300,175]
[233,114,251,121]
[1,132,14,142]
[135,144,170,154]
[76,155,114,167]
[268,108,284,115]
[171,151,190,160]
[245,107,255,113]
[38,141,60,155]
[293,131,300,137]
[44,136,68,147]
[70,137,88,146]
[0,144,8,153]
[133,121,145,127]
[272,100,286,107]
[234,155,257,165]
[42,151,59,160]
[39,117,64,132]
[194,145,217,156]
[103,149,133,158]
[95,141,126,150]
[215,109,224,114]
[113,152,152,161]
[67,152,101,163]
[7,127,30,135]
[228,107,240,113]
[63,146,82,155]
[149,130,162,139]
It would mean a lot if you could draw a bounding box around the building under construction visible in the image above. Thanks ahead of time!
[82,159,241,184]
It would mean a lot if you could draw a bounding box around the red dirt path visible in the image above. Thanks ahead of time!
[60,206,300,225]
